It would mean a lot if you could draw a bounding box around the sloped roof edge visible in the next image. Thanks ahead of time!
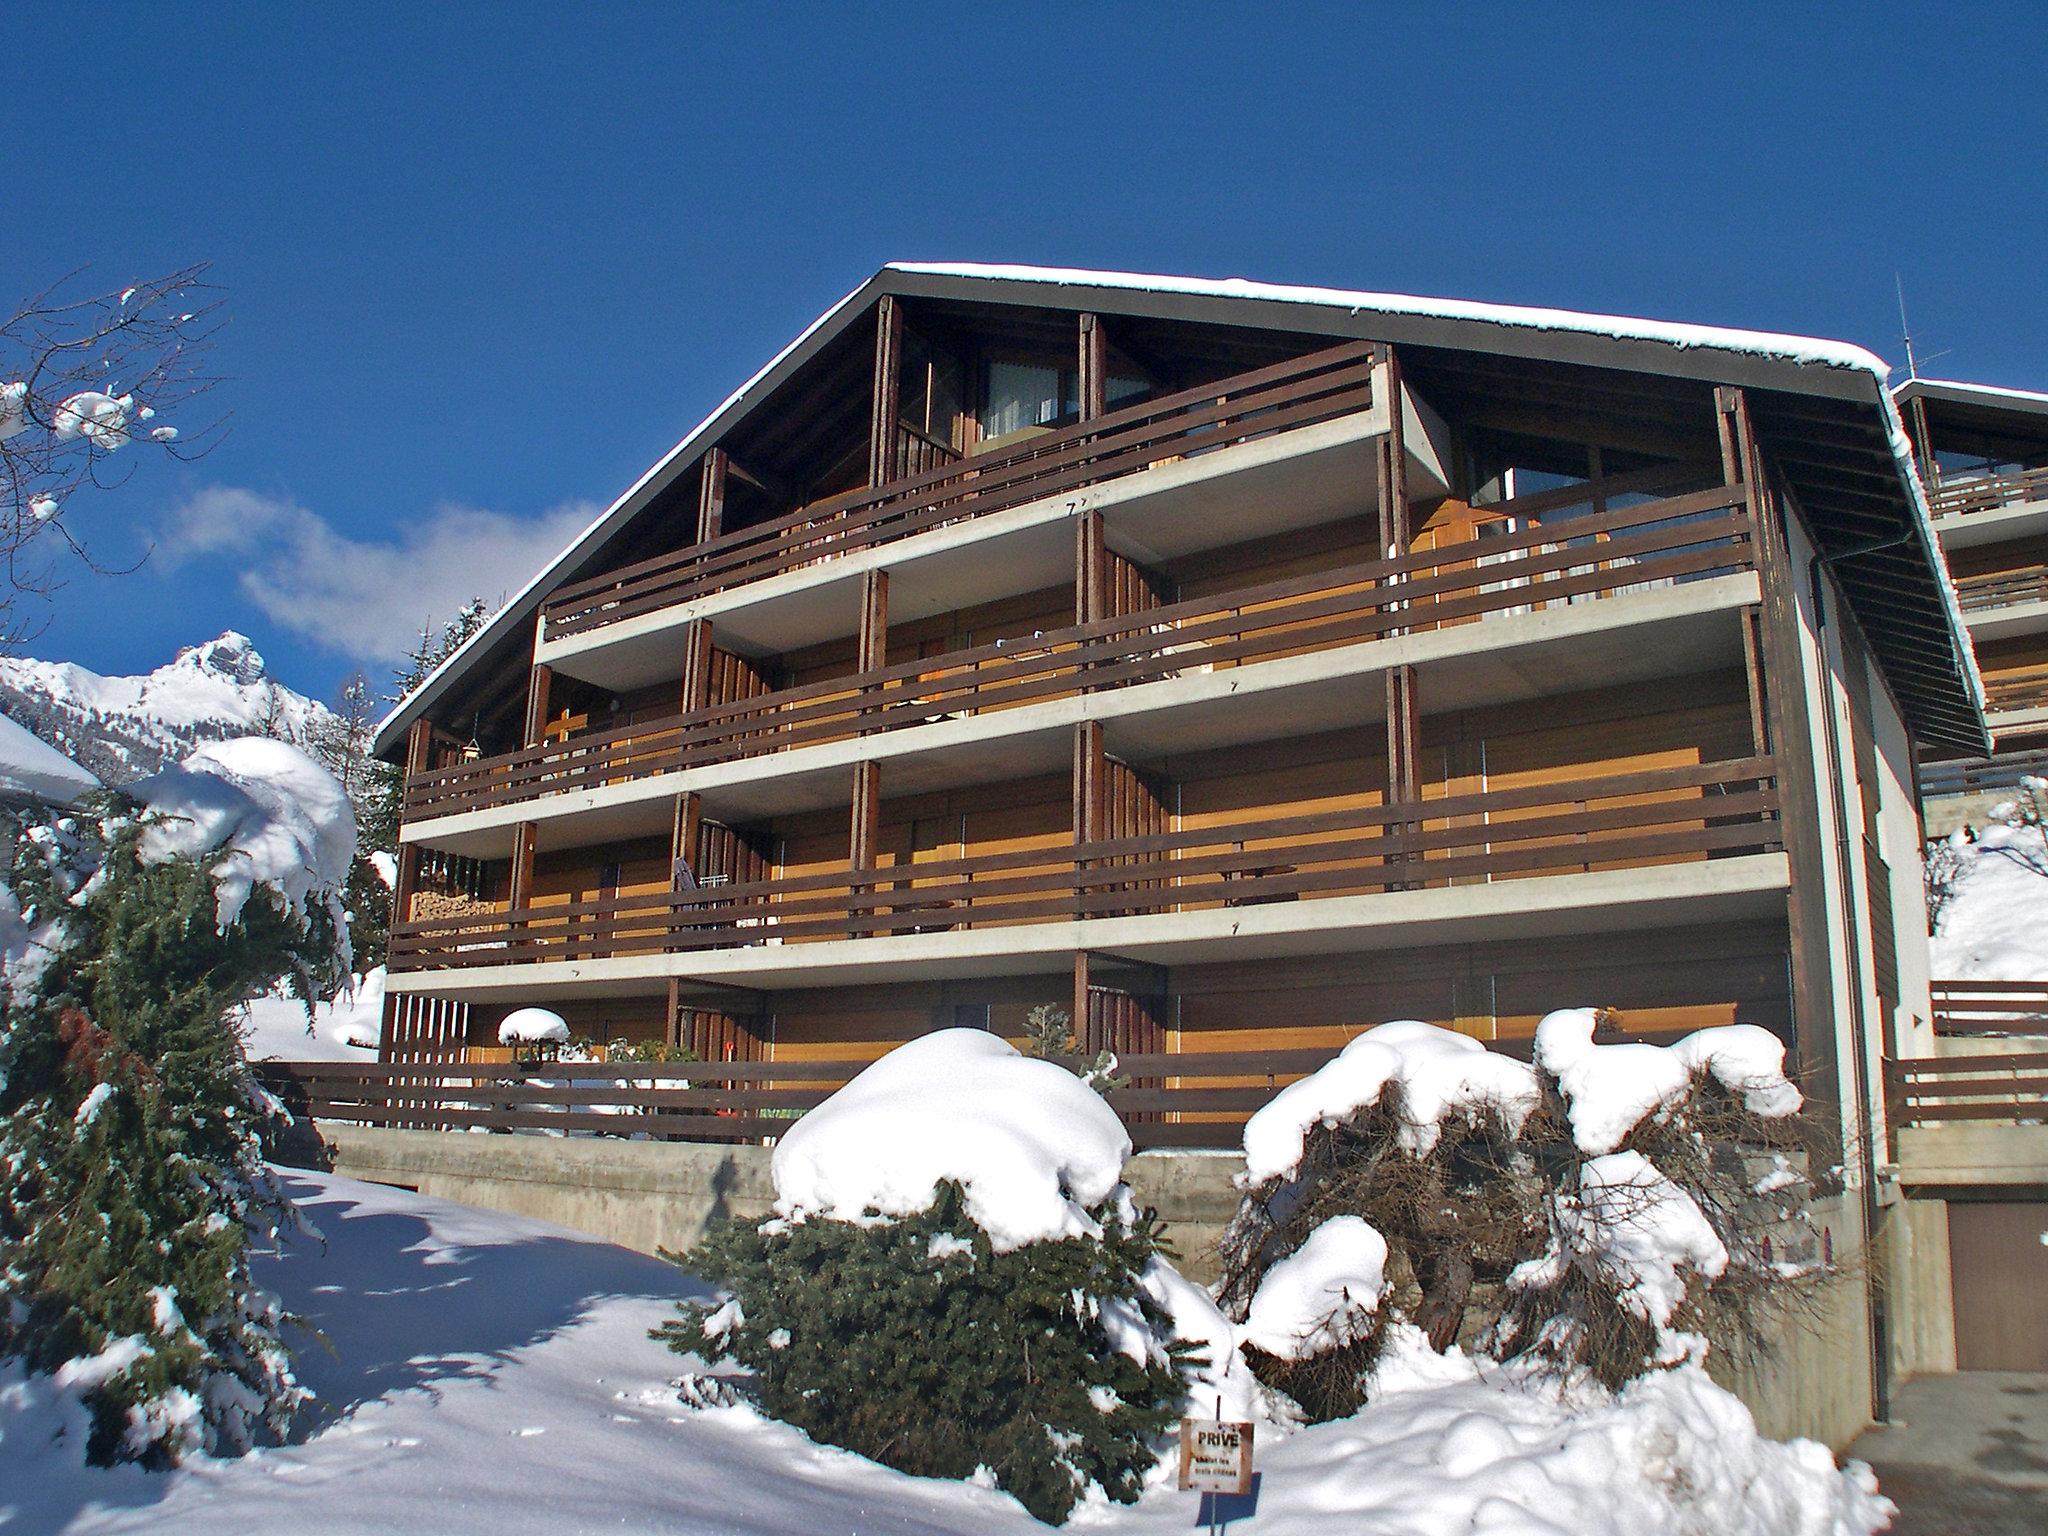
[376,262,1983,758]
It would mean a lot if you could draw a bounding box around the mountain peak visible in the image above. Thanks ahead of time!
[174,630,268,686]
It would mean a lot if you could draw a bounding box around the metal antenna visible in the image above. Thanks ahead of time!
[1896,273,1920,380]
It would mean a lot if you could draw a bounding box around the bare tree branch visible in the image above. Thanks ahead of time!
[0,263,226,648]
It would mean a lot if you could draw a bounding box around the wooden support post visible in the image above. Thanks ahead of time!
[1078,313,1106,423]
[868,294,903,487]
[390,718,434,927]
[1715,387,1834,1098]
[523,662,553,749]
[697,447,729,544]
[670,790,702,883]
[857,569,889,672]
[850,760,881,872]
[1375,343,1422,876]
[680,619,714,712]
[505,821,538,915]
[1073,951,1093,1052]
[1075,507,1106,626]
[665,978,685,1052]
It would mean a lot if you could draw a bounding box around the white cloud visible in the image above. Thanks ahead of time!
[161,485,597,665]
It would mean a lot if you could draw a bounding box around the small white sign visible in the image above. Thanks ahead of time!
[1178,1418,1254,1495]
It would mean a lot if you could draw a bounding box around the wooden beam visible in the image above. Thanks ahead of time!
[1073,951,1093,1054]
[680,619,714,714]
[1377,345,1422,877]
[868,294,903,487]
[857,569,889,673]
[1078,312,1106,422]
[850,760,881,872]
[390,718,434,927]
[1076,507,1106,627]
[1717,387,1837,1121]
[505,820,538,915]
[697,447,729,544]
[522,661,552,749]
[670,790,703,885]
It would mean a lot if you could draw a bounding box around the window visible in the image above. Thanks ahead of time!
[979,358,1152,444]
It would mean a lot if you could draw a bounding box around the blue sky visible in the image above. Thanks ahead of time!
[6,3,2045,707]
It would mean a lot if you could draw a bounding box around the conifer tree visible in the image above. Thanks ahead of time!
[658,1181,1189,1525]
[0,791,346,1465]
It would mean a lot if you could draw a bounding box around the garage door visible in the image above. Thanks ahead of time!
[1950,1201,2048,1371]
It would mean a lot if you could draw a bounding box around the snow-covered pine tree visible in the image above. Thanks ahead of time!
[0,767,350,1465]
[307,671,391,966]
[659,1180,1189,1525]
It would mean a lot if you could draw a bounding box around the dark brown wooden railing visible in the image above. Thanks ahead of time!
[1920,747,2048,800]
[541,340,1379,637]
[257,1046,1342,1151]
[1983,663,2048,717]
[407,480,1748,819]
[1931,979,2048,1037]
[1955,565,2048,615]
[388,757,1781,973]
[1931,465,2048,521]
[1886,1051,2048,1133]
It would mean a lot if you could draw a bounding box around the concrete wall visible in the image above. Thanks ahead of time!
[313,1123,1247,1283]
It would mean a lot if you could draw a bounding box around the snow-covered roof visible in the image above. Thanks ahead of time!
[1896,374,2048,415]
[376,262,1988,759]
[0,712,100,806]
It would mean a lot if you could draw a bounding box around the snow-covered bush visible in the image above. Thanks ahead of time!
[656,1030,1227,1525]
[1219,1012,1818,1417]
[0,739,352,1466]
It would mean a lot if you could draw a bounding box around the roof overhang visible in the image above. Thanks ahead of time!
[375,263,1989,761]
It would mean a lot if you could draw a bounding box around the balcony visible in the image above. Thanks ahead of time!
[1930,464,2048,527]
[1887,1046,2048,1189]
[405,480,1755,831]
[387,756,1783,982]
[542,340,1378,644]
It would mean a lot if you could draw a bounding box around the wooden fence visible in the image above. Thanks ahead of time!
[541,340,1379,638]
[1930,978,2048,1037]
[1885,1051,2048,1132]
[408,479,1750,820]
[256,1047,1344,1152]
[389,756,1781,973]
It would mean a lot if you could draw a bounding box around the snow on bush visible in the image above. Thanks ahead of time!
[770,1028,1133,1251]
[497,1006,571,1046]
[129,737,356,935]
[1239,1215,1388,1361]
[1243,1019,1541,1180]
[1223,1011,1816,1413]
[662,1028,1229,1523]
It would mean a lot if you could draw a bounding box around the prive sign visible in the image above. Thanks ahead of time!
[1177,1417,1254,1495]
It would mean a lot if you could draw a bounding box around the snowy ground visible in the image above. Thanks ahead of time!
[0,1171,1890,1536]
[235,969,383,1062]
[1930,824,2048,982]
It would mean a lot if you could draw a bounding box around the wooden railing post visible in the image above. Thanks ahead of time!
[698,447,729,544]
[868,294,902,487]
[1079,313,1106,424]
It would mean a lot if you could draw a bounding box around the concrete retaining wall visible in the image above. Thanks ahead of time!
[312,1123,1247,1281]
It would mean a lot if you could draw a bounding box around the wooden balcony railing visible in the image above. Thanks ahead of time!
[388,757,1780,973]
[255,1046,1355,1152]
[1931,465,2048,522]
[1931,979,2048,1037]
[406,479,1749,820]
[1920,746,2048,799]
[541,340,1379,638]
[1886,1051,2048,1137]
[1983,662,2048,717]
[1955,564,2048,616]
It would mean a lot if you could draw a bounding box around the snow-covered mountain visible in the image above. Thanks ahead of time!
[0,631,333,786]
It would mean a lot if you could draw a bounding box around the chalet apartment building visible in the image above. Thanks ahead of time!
[367,264,1995,1440]
[1896,376,2048,831]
